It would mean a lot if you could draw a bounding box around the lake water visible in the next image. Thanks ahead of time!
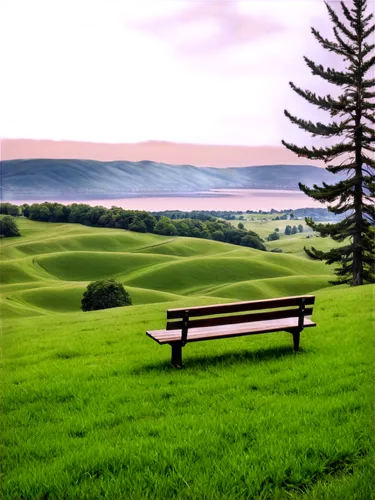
[14,189,324,212]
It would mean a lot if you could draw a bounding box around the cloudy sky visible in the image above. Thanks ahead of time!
[1,0,343,149]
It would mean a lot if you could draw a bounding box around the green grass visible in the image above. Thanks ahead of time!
[2,285,374,499]
[1,219,374,499]
[266,234,344,257]
[236,218,345,257]
[205,275,333,300]
[240,218,311,238]
[35,251,180,282]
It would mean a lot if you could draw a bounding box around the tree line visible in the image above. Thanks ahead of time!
[6,202,267,251]
[152,209,294,220]
[150,208,345,222]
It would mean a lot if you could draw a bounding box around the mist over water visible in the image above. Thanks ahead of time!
[13,189,324,212]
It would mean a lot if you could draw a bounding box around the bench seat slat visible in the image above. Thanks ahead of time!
[147,317,316,344]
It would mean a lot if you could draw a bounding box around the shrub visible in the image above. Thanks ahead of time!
[0,215,21,237]
[267,232,280,241]
[0,203,19,216]
[81,279,132,312]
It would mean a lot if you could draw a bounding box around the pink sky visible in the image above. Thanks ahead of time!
[0,0,345,164]
[1,139,325,167]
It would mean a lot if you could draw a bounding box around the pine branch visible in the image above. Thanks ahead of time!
[363,23,375,39]
[362,140,375,149]
[303,245,325,260]
[351,0,367,19]
[328,200,356,218]
[362,155,375,167]
[325,2,357,42]
[326,160,356,174]
[361,56,375,77]
[289,83,354,114]
[363,203,375,221]
[363,112,375,123]
[340,2,356,27]
[325,245,353,265]
[363,77,375,89]
[311,27,356,62]
[283,110,349,137]
[362,101,375,110]
[340,1,355,24]
[299,179,356,203]
[304,57,354,87]
[283,141,354,162]
[362,10,374,26]
[362,43,375,58]
[332,28,357,59]
[363,165,375,176]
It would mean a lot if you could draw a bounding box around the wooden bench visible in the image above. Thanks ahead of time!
[146,295,316,367]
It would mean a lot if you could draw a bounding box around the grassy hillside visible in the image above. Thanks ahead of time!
[235,217,344,257]
[1,159,344,198]
[239,218,310,238]
[2,282,374,499]
[0,219,333,318]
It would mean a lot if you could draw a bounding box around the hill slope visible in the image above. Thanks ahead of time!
[1,159,344,199]
[0,219,333,318]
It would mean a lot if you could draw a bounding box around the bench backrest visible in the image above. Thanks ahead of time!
[166,295,315,332]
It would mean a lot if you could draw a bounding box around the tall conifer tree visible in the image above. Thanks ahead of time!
[282,0,375,286]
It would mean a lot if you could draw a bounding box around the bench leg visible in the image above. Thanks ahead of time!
[171,342,183,368]
[293,330,301,351]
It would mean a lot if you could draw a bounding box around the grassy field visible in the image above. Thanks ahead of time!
[230,217,344,257]
[237,217,311,239]
[1,219,374,499]
[0,219,334,318]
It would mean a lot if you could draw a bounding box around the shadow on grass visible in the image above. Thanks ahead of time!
[134,345,306,374]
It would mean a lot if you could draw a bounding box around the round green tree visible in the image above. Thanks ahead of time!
[81,279,132,312]
[267,232,280,241]
[0,215,21,237]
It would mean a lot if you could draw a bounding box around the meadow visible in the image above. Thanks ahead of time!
[0,219,333,319]
[232,216,344,257]
[1,218,374,499]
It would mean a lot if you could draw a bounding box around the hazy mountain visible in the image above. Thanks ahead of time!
[1,139,325,167]
[1,158,343,200]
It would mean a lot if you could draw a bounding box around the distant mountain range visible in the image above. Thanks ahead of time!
[1,159,343,200]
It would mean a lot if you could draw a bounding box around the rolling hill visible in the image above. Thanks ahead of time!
[1,159,344,200]
[0,218,333,318]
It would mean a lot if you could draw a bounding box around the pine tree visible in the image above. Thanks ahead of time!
[282,0,375,286]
